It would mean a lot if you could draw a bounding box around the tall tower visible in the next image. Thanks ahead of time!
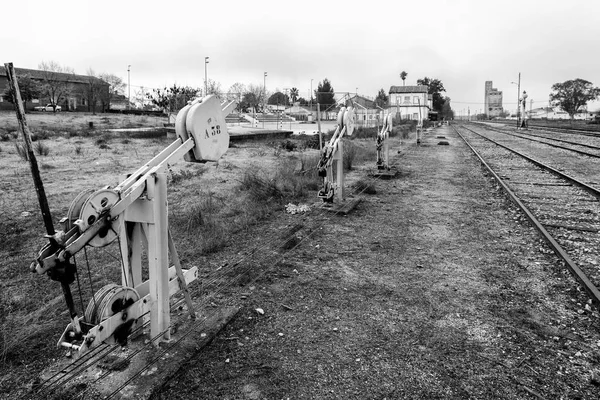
[484,81,503,118]
[484,81,492,118]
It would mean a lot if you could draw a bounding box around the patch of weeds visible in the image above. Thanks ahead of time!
[34,141,50,156]
[30,130,50,142]
[171,192,227,253]
[280,139,297,152]
[353,179,377,194]
[0,133,10,142]
[95,133,112,149]
[74,145,83,155]
[239,168,282,201]
[351,126,378,139]
[14,142,28,161]
[299,153,320,176]
[170,169,196,184]
[342,140,358,171]
[121,138,131,145]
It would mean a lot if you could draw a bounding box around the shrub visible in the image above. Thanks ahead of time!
[351,126,378,140]
[239,168,282,201]
[342,140,357,171]
[353,179,376,194]
[34,141,50,156]
[280,139,297,152]
[14,142,27,161]
[170,168,195,184]
[41,163,56,170]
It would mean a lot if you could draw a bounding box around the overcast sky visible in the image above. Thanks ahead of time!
[3,0,600,113]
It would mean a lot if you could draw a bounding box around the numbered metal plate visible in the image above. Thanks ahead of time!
[185,95,230,162]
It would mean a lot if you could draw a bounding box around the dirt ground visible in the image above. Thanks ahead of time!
[154,125,600,399]
[2,120,600,399]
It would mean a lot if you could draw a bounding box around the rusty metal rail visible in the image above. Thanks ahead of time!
[453,124,600,306]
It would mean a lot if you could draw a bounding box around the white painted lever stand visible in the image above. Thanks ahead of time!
[32,95,237,357]
[317,106,356,203]
[376,113,393,170]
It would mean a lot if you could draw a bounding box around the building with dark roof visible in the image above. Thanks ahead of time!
[0,66,109,112]
[388,85,431,120]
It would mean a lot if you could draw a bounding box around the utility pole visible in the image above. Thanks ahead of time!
[127,65,131,109]
[263,72,267,128]
[310,78,313,112]
[204,57,209,97]
[516,72,521,128]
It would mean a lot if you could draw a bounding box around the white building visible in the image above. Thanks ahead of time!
[388,85,431,121]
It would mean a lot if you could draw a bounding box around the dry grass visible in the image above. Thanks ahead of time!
[0,118,383,397]
[0,111,165,139]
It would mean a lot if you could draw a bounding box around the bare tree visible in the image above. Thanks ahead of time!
[133,86,151,109]
[38,60,75,112]
[204,78,222,98]
[98,73,126,111]
[79,68,108,114]
[226,82,246,112]
[244,83,266,112]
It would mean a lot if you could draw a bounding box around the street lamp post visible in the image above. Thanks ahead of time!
[127,65,131,109]
[310,78,313,111]
[511,73,521,128]
[263,72,267,128]
[204,57,209,97]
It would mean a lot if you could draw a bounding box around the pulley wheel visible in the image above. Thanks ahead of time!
[85,284,140,325]
[336,107,346,127]
[78,188,120,247]
[344,107,356,136]
[65,189,94,231]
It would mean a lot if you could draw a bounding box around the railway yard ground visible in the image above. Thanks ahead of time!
[2,118,600,399]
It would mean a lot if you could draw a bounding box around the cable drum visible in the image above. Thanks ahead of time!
[77,188,120,247]
[344,107,356,136]
[85,284,140,325]
[65,189,94,231]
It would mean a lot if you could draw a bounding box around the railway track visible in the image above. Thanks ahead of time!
[453,123,600,305]
[473,122,600,158]
[464,123,600,190]
[483,119,600,136]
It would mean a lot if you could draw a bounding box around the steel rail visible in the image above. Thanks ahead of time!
[453,124,600,305]
[473,123,600,155]
[482,120,600,137]
[459,125,600,200]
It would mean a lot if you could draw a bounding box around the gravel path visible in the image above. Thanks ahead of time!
[156,126,600,399]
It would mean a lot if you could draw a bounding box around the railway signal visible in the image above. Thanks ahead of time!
[30,95,237,358]
[317,105,356,204]
[377,113,394,169]
[519,90,529,129]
